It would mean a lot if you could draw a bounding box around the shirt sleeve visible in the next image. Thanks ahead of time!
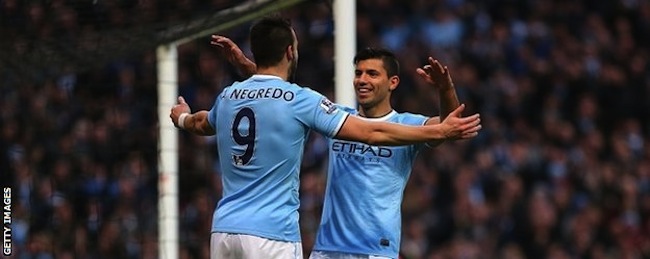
[207,89,226,129]
[292,87,349,138]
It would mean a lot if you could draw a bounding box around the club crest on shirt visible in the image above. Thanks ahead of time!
[320,98,337,114]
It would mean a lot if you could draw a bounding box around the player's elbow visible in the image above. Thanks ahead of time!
[337,116,398,146]
[363,129,395,146]
[196,120,216,136]
[362,134,382,146]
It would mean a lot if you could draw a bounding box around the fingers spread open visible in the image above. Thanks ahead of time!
[416,68,428,78]
[460,115,481,131]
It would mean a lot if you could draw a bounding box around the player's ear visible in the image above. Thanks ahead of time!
[286,45,295,61]
[389,75,399,91]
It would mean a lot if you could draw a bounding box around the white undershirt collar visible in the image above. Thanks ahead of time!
[358,110,397,122]
[251,74,283,80]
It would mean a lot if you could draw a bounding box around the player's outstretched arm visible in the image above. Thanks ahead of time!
[170,96,216,136]
[335,104,480,146]
[211,35,256,77]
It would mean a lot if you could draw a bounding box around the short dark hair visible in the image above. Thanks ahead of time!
[250,16,294,68]
[353,48,400,77]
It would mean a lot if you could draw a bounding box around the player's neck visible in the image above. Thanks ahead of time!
[358,103,393,118]
[256,66,290,81]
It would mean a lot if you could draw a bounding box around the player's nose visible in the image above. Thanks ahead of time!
[356,73,370,85]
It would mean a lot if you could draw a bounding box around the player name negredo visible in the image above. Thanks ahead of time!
[227,87,295,101]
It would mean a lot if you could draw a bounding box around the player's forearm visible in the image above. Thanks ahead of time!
[337,117,444,146]
[365,122,447,146]
[181,111,215,136]
[237,59,257,77]
[366,109,481,146]
[439,85,460,120]
[228,52,256,77]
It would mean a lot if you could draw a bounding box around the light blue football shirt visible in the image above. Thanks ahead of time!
[314,106,428,258]
[207,75,349,242]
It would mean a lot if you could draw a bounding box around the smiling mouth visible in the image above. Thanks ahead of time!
[357,88,372,94]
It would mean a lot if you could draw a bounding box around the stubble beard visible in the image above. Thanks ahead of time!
[288,59,298,83]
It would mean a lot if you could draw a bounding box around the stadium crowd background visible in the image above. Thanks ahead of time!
[2,0,650,258]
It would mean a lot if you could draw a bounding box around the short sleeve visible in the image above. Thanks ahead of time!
[207,89,226,129]
[292,88,349,138]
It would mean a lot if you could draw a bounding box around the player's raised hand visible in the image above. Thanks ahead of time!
[211,35,256,76]
[439,104,481,140]
[170,96,191,128]
[416,57,453,91]
[211,35,245,63]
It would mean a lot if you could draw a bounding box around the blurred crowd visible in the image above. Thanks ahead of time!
[2,0,650,258]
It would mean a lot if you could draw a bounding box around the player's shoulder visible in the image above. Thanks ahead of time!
[222,78,248,91]
[392,111,429,126]
[287,84,329,101]
[335,105,357,114]
[290,84,317,94]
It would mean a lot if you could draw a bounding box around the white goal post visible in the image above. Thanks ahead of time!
[333,0,356,108]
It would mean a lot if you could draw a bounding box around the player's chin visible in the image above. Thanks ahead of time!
[356,93,373,102]
[356,98,372,107]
